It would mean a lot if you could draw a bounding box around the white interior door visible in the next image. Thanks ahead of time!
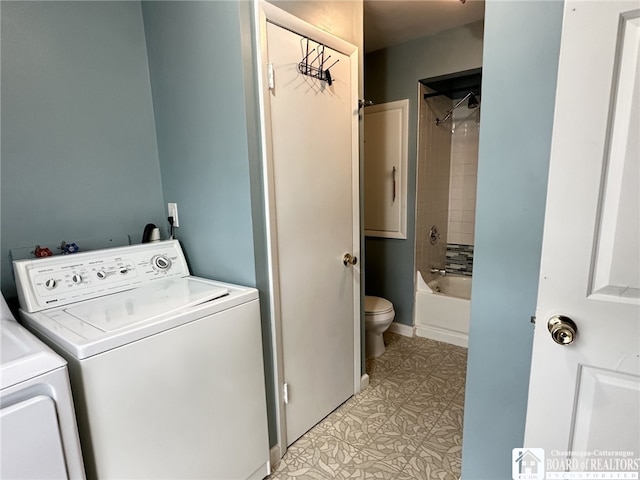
[525,0,640,462]
[264,21,359,445]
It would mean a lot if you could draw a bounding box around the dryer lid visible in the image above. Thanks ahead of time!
[364,296,393,315]
[1,317,65,390]
[1,294,14,321]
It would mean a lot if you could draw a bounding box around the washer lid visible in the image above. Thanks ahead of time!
[20,277,257,360]
[364,296,394,315]
[65,277,228,332]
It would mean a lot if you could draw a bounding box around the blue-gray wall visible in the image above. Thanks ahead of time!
[141,0,277,447]
[1,1,165,299]
[1,0,362,451]
[461,2,564,479]
[141,1,256,287]
[364,22,483,325]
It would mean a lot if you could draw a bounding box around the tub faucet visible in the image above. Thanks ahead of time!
[430,268,446,276]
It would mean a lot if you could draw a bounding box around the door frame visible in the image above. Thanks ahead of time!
[251,0,361,459]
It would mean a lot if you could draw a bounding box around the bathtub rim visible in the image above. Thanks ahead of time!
[416,270,473,300]
[414,270,471,348]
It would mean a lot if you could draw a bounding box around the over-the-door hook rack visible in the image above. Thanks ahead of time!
[298,37,339,85]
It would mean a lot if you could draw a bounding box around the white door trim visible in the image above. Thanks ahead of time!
[251,0,361,456]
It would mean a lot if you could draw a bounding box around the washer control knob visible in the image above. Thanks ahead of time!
[96,270,107,280]
[153,255,171,270]
[44,279,57,290]
[71,274,83,284]
[119,267,129,275]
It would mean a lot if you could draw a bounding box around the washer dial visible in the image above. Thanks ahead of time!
[152,255,171,271]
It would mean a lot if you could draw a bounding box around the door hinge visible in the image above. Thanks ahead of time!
[267,63,275,90]
[283,382,289,404]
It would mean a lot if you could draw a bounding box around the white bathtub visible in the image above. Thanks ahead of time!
[414,271,471,348]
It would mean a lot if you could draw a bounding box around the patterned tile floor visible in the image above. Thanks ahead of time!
[268,332,467,479]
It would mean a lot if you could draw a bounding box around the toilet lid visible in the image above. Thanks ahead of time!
[364,296,394,315]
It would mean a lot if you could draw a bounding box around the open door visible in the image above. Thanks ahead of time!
[525,0,639,466]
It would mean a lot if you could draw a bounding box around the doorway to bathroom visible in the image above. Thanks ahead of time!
[414,69,481,347]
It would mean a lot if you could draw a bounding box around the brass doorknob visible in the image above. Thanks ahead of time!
[343,253,358,266]
[547,315,578,345]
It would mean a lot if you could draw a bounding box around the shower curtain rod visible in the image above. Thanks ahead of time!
[423,84,480,99]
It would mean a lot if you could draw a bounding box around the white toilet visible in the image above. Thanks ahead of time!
[364,296,395,359]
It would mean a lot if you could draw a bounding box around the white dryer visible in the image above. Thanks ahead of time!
[1,295,85,479]
[14,240,270,480]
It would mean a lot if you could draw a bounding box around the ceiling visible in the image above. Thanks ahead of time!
[364,0,485,53]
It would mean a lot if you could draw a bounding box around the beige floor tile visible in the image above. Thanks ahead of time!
[363,379,416,408]
[269,452,334,479]
[325,411,382,447]
[296,433,359,477]
[396,350,447,375]
[401,442,462,480]
[447,345,468,363]
[412,335,447,348]
[366,359,403,384]
[412,375,460,403]
[380,412,434,446]
[395,399,448,436]
[272,334,468,480]
[431,363,467,385]
[425,406,464,448]
[336,445,405,479]
[284,431,316,460]
[378,369,426,397]
[382,332,415,352]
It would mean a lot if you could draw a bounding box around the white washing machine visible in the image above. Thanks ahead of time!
[14,240,270,480]
[1,295,85,479]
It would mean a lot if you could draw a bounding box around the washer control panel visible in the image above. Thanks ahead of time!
[14,240,190,313]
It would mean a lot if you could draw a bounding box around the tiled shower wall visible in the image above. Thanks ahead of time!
[447,104,480,246]
[446,243,474,276]
[415,87,451,279]
[417,91,480,281]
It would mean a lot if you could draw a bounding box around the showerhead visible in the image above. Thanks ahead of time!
[435,91,480,125]
[467,93,479,109]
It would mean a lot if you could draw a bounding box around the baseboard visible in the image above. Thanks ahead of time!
[415,324,468,348]
[360,373,370,390]
[388,321,415,337]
